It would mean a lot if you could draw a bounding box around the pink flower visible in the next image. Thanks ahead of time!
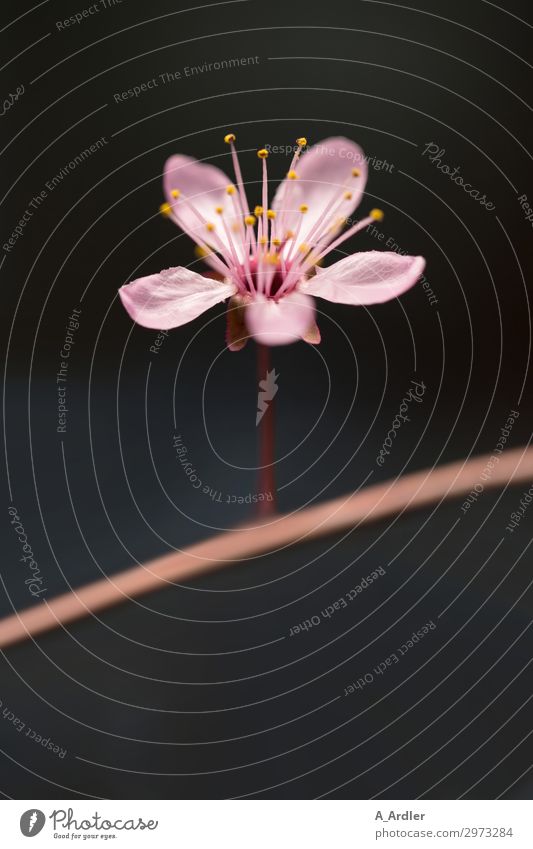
[119,135,425,349]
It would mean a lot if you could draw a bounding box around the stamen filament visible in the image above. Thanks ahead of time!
[303,214,376,269]
[174,192,238,276]
[278,137,306,234]
[217,208,248,293]
[226,136,251,220]
[302,169,361,249]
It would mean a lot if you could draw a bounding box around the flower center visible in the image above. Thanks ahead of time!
[246,256,292,298]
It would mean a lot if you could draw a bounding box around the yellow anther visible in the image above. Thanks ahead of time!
[370,208,384,221]
[257,148,269,159]
[194,245,210,258]
[266,252,280,264]
[296,137,307,147]
[215,206,224,214]
[224,133,236,144]
[287,170,298,180]
[298,242,309,253]
[170,189,180,198]
[206,221,215,232]
[352,168,361,177]
[344,192,353,200]
[226,185,236,195]
[259,236,268,246]
[254,205,264,216]
[299,204,309,213]
[272,238,281,246]
[159,202,172,217]
[244,215,256,227]
[285,229,295,239]
[267,209,276,220]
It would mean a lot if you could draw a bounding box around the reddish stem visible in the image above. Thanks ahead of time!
[256,343,277,516]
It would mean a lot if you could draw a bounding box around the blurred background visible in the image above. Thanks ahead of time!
[1,0,532,799]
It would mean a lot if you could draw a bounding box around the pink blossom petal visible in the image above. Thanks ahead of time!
[245,291,315,346]
[119,266,236,330]
[301,251,425,305]
[272,137,368,246]
[163,155,241,259]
